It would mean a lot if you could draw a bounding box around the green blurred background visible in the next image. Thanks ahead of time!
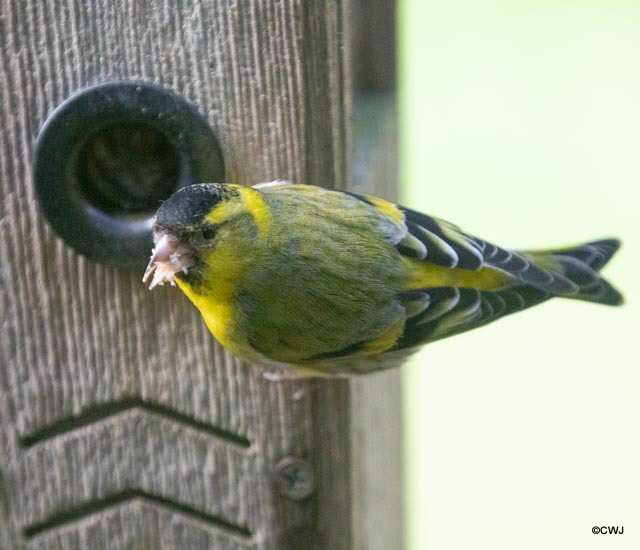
[399,1,639,549]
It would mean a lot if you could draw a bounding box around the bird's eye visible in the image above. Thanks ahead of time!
[201,226,216,241]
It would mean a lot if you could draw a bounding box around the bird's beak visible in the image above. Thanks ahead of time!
[143,233,193,290]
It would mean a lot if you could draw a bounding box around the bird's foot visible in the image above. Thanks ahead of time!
[262,369,306,382]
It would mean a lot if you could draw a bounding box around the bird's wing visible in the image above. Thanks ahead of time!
[392,285,551,351]
[256,183,580,295]
[397,205,579,295]
[342,196,579,354]
[254,184,577,358]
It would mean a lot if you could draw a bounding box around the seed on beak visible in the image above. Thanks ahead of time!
[143,234,193,290]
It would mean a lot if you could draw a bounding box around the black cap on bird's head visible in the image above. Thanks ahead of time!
[154,183,230,234]
[143,183,241,289]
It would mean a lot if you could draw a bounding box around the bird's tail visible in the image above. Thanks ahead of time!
[523,238,623,306]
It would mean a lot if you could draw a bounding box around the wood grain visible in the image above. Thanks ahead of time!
[351,2,402,542]
[0,0,354,548]
[351,96,403,550]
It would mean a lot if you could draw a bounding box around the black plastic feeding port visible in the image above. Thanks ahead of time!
[33,81,224,267]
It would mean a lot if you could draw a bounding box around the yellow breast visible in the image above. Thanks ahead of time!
[176,280,234,348]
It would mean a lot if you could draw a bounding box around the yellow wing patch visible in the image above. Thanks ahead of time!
[404,258,513,291]
[365,196,405,225]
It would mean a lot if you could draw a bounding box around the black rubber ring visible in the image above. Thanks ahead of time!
[33,80,224,267]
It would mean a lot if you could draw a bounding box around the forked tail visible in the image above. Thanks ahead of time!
[525,238,623,306]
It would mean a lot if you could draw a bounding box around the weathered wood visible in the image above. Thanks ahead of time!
[351,3,402,543]
[0,1,355,548]
[351,96,402,550]
[353,0,396,94]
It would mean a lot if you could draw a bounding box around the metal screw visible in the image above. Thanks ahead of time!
[273,456,315,501]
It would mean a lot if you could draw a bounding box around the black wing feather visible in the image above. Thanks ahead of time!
[400,207,483,270]
[394,285,551,351]
[397,206,582,296]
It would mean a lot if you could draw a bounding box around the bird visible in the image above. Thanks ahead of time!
[143,181,623,377]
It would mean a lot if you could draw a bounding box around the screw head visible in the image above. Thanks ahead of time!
[273,457,315,501]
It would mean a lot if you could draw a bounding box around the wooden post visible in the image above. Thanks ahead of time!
[0,0,400,548]
[351,1,402,548]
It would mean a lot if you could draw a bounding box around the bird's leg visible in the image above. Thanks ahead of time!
[261,369,322,401]
[261,369,308,382]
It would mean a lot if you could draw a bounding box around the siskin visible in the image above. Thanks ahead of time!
[143,182,623,377]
